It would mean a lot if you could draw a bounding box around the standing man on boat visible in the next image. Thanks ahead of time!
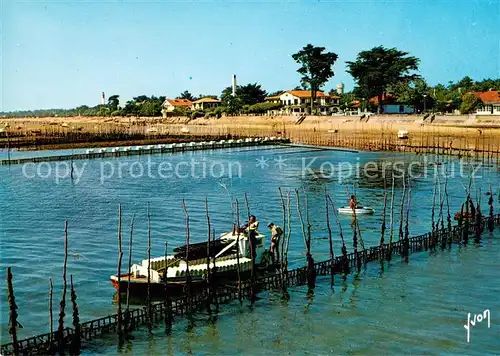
[267,222,283,264]
[243,215,259,258]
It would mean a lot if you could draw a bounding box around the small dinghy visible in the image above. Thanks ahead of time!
[338,207,375,215]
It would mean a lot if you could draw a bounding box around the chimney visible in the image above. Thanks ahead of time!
[232,74,237,96]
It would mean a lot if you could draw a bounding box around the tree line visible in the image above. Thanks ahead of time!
[2,45,499,118]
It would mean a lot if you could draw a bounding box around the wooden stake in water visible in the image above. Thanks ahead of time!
[69,275,81,355]
[58,220,69,353]
[116,204,123,335]
[244,193,258,301]
[488,184,495,232]
[181,200,192,310]
[7,267,19,355]
[444,175,452,232]
[303,187,312,254]
[235,199,242,304]
[326,194,348,274]
[380,179,388,246]
[325,189,334,287]
[49,278,53,347]
[398,175,407,242]
[163,240,172,333]
[278,187,287,265]
[431,173,437,233]
[205,198,212,311]
[388,176,396,260]
[403,178,412,262]
[146,203,152,327]
[125,213,135,332]
[282,190,292,300]
[295,189,309,252]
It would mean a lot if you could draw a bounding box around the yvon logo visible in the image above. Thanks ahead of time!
[464,309,491,343]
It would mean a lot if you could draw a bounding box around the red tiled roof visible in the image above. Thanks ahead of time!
[265,94,283,100]
[266,90,339,100]
[369,94,396,105]
[164,98,193,107]
[285,90,328,98]
[470,91,500,103]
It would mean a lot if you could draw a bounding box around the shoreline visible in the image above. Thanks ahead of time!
[1,115,499,160]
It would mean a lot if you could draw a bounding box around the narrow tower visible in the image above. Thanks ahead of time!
[101,92,106,105]
[232,74,237,96]
[336,83,344,95]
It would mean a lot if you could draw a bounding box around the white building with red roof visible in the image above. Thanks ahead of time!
[162,98,193,113]
[265,90,340,115]
[471,91,500,115]
[192,97,221,111]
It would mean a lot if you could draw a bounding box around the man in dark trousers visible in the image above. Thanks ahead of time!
[267,222,283,264]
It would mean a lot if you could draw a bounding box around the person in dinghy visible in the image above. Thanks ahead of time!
[338,196,374,215]
[349,195,360,209]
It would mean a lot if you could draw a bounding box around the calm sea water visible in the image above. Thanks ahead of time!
[1,145,499,354]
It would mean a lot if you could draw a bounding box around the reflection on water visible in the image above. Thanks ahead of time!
[0,146,499,354]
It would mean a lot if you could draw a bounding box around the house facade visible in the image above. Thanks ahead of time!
[369,94,415,114]
[266,90,340,115]
[162,99,193,117]
[192,97,221,111]
[471,91,500,115]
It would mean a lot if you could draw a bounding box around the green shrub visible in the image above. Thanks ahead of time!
[191,110,205,119]
[247,102,282,114]
[459,93,481,114]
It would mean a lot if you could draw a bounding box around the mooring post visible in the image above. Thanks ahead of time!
[7,267,19,356]
[69,275,81,355]
[58,220,69,354]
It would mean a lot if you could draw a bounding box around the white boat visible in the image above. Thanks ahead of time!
[338,207,375,215]
[397,130,409,139]
[110,228,269,297]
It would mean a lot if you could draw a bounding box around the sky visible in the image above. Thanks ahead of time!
[1,0,499,111]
